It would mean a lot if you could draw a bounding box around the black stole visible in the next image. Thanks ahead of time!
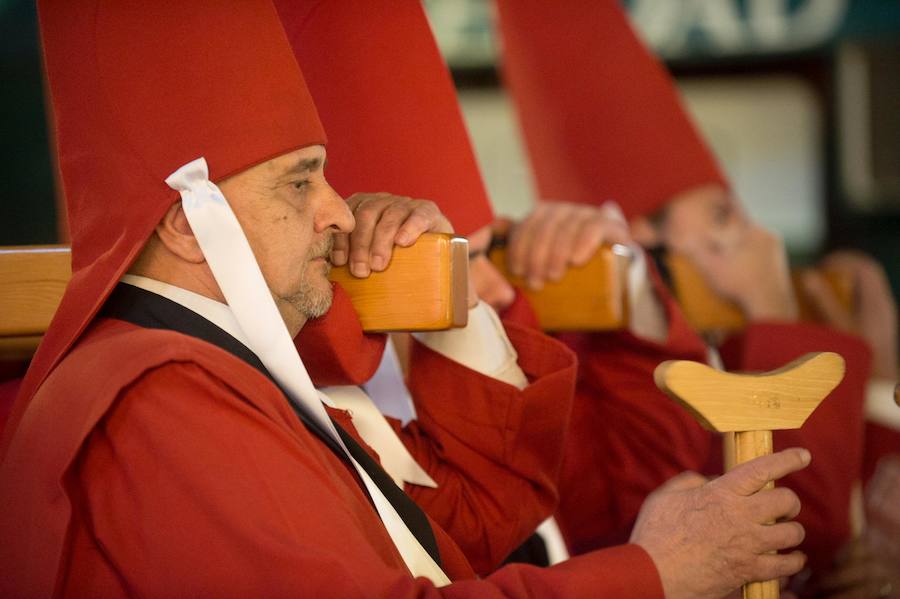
[100,283,441,567]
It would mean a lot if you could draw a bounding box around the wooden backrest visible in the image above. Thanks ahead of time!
[0,246,71,359]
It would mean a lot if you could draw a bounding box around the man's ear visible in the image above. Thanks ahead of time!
[630,215,660,248]
[155,201,206,264]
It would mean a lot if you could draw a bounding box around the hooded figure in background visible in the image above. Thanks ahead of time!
[495,0,898,590]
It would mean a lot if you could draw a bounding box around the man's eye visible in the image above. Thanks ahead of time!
[293,180,309,190]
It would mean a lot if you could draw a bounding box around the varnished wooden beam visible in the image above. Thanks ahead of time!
[0,234,469,357]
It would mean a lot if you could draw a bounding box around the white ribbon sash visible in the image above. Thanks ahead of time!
[321,385,437,489]
[363,338,418,425]
[166,157,449,586]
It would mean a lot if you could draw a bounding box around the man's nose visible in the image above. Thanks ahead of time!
[317,182,355,234]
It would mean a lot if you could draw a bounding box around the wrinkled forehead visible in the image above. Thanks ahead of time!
[220,144,328,187]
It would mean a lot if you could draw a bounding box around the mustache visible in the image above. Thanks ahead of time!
[310,233,334,261]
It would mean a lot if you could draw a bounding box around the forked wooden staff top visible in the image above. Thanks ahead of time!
[654,352,846,599]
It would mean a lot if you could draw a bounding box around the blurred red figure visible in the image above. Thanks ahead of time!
[495,0,899,592]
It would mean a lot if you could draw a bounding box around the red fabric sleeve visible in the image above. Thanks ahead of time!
[296,284,387,387]
[401,322,578,575]
[67,361,663,598]
[719,322,872,576]
[498,288,542,332]
[554,322,715,554]
[495,0,727,218]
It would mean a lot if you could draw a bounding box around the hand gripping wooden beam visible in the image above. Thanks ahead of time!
[0,234,469,358]
[654,352,846,599]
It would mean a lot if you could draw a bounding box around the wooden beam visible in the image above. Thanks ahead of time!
[0,234,468,358]
[489,244,630,331]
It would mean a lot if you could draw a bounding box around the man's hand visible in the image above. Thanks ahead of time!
[802,251,898,381]
[631,448,811,599]
[506,200,631,290]
[686,224,799,322]
[332,192,453,278]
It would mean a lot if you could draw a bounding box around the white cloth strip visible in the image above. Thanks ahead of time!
[321,385,437,489]
[414,302,527,390]
[363,338,418,424]
[536,517,571,565]
[166,157,449,586]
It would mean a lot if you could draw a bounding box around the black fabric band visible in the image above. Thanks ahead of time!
[100,283,441,567]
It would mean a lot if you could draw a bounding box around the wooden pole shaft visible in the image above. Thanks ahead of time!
[733,430,778,599]
[723,431,737,471]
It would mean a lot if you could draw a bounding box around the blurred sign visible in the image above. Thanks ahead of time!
[625,0,900,61]
[424,0,496,68]
[624,0,850,58]
[426,1,900,68]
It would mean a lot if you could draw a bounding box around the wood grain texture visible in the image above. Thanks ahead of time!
[489,244,629,331]
[0,235,468,358]
[0,246,70,355]
[742,577,779,599]
[665,253,854,333]
[654,352,845,433]
[328,233,469,331]
[0,246,71,337]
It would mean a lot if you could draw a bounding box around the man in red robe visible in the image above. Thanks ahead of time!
[0,2,814,597]
[275,1,526,574]
[495,0,900,592]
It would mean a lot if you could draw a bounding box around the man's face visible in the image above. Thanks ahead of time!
[656,184,749,257]
[218,145,354,334]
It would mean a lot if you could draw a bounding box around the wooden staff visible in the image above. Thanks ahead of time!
[654,352,846,599]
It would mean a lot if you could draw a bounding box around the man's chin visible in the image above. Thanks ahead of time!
[302,286,334,320]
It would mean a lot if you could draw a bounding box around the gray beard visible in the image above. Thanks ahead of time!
[285,234,334,320]
[287,263,333,319]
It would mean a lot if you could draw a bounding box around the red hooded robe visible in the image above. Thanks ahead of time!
[496,0,878,577]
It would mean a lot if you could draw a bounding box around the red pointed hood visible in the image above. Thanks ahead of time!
[275,0,494,236]
[277,0,495,385]
[496,0,727,219]
[8,0,326,444]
